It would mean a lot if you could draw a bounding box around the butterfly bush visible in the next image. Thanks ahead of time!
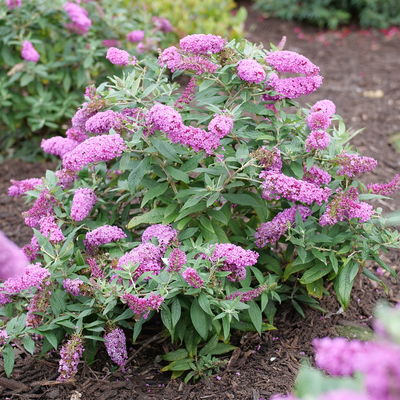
[272,304,400,400]
[1,34,400,382]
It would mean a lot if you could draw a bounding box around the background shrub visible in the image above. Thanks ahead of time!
[254,0,400,29]
[0,0,174,160]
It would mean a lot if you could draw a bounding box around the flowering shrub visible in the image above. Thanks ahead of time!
[0,0,175,157]
[1,34,399,381]
[272,303,400,400]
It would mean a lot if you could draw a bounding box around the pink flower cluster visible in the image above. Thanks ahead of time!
[152,16,172,33]
[237,59,266,84]
[84,225,126,253]
[106,47,137,67]
[63,278,84,296]
[367,175,400,196]
[87,257,105,279]
[85,110,124,134]
[71,106,97,132]
[62,134,127,172]
[208,113,234,138]
[121,292,164,318]
[104,328,128,367]
[306,112,331,131]
[4,263,49,294]
[174,77,197,109]
[71,188,97,221]
[41,137,79,159]
[313,337,400,400]
[182,267,204,288]
[260,172,331,205]
[167,248,186,273]
[127,30,145,43]
[265,51,322,99]
[302,166,331,185]
[7,0,21,10]
[64,2,92,35]
[310,99,336,116]
[38,215,65,243]
[58,334,84,381]
[8,178,42,198]
[22,190,56,227]
[333,151,378,178]
[145,104,221,155]
[319,187,373,226]
[305,130,330,152]
[227,283,269,302]
[142,224,178,253]
[211,243,259,282]
[0,330,8,346]
[0,230,28,280]
[253,146,282,173]
[117,243,162,280]
[103,39,121,48]
[255,205,312,247]
[26,285,51,328]
[180,34,227,54]
[21,41,40,63]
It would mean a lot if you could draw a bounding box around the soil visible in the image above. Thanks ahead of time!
[1,2,400,399]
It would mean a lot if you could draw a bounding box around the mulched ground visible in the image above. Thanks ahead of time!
[1,2,400,399]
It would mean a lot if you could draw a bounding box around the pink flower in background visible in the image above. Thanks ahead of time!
[106,47,137,67]
[64,2,92,35]
[21,41,40,63]
[41,137,79,159]
[152,16,173,33]
[255,205,312,247]
[4,263,49,294]
[104,328,128,367]
[84,225,126,253]
[0,230,28,280]
[180,34,227,54]
[71,188,97,221]
[62,134,127,172]
[305,130,330,152]
[6,0,21,10]
[136,38,159,54]
[127,30,145,43]
[102,39,121,48]
[237,59,266,84]
[8,178,43,198]
[182,268,204,288]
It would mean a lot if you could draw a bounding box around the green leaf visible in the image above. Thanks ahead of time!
[3,344,15,377]
[198,333,219,357]
[291,161,304,178]
[44,331,58,350]
[373,255,397,280]
[209,342,238,355]
[362,267,388,293]
[150,138,182,164]
[184,326,201,357]
[248,301,262,335]
[291,299,305,318]
[141,83,160,98]
[306,278,324,298]
[191,298,209,341]
[141,182,169,208]
[171,298,181,328]
[176,201,205,222]
[334,262,356,309]
[222,193,263,209]
[20,73,34,87]
[311,248,327,265]
[161,359,193,372]
[162,349,189,361]
[114,308,134,322]
[166,166,189,184]
[128,157,151,194]
[329,252,339,273]
[23,335,35,355]
[198,216,215,233]
[235,143,249,162]
[127,208,166,228]
[283,262,311,281]
[63,72,71,92]
[300,263,332,284]
[178,227,198,241]
[198,293,213,316]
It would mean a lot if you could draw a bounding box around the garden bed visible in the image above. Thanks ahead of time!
[1,1,400,399]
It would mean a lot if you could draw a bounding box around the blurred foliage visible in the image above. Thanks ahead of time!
[254,0,400,29]
[136,0,247,40]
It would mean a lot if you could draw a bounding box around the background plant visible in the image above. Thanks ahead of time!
[271,303,400,400]
[0,34,399,382]
[0,0,176,160]
[254,0,400,30]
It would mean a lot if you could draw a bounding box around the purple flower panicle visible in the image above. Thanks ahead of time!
[310,99,336,117]
[8,178,42,198]
[41,137,79,159]
[85,110,123,134]
[57,334,84,381]
[266,51,320,75]
[255,205,312,247]
[227,283,269,302]
[208,113,234,138]
[21,41,40,63]
[121,292,164,318]
[64,2,92,35]
[4,263,49,294]
[303,166,331,185]
[367,174,400,196]
[38,216,65,243]
[306,112,331,131]
[106,47,137,67]
[180,34,227,54]
[63,278,84,296]
[102,39,121,48]
[174,77,197,109]
[7,0,22,10]
[22,190,56,227]
[167,248,186,273]
[84,225,126,253]
[305,130,330,152]
[182,268,204,288]
[0,230,28,280]
[334,151,378,178]
[152,16,173,33]
[71,106,97,132]
[142,224,178,253]
[237,59,266,84]
[104,328,128,367]
[127,30,145,43]
[71,188,97,221]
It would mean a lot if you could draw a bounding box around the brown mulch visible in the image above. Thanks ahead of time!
[1,2,400,399]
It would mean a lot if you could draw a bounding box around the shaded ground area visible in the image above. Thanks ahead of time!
[1,2,400,399]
